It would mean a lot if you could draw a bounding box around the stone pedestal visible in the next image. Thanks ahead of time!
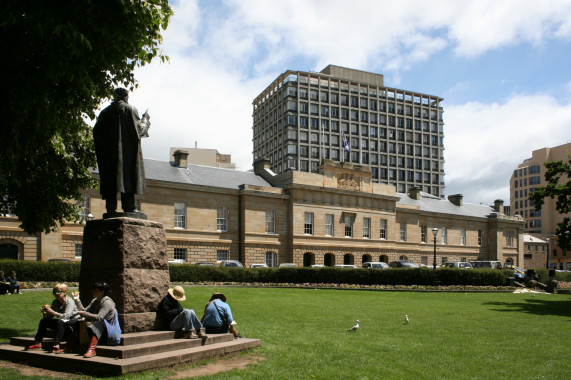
[79,218,169,333]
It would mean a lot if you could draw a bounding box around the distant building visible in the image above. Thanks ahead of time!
[169,146,235,169]
[523,234,547,269]
[252,65,445,198]
[509,142,570,237]
[0,154,523,268]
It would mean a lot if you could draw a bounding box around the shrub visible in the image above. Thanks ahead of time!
[0,259,80,282]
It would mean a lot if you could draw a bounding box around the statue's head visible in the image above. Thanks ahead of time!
[114,88,129,102]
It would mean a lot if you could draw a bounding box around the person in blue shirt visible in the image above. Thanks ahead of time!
[6,271,21,294]
[201,293,241,338]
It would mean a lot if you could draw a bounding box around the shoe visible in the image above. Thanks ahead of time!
[26,343,42,350]
[198,327,207,338]
[49,346,64,353]
[234,334,243,339]
[184,329,199,339]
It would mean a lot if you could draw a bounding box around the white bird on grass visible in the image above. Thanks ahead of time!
[404,314,409,324]
[348,320,360,331]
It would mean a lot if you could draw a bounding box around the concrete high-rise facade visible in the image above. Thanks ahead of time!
[510,142,571,239]
[252,65,445,197]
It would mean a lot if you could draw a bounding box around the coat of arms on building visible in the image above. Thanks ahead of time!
[338,174,359,191]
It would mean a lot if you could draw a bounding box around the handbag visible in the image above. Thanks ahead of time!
[104,309,122,346]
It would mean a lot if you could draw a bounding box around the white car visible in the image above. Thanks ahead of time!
[442,262,473,269]
[250,263,269,268]
[334,264,357,269]
[362,262,389,269]
[279,263,297,268]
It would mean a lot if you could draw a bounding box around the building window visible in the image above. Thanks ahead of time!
[380,219,387,240]
[77,194,90,220]
[304,212,314,235]
[506,231,514,248]
[344,215,353,238]
[400,224,407,241]
[75,244,82,259]
[217,249,229,261]
[265,251,277,267]
[460,228,466,245]
[363,218,371,239]
[217,207,228,232]
[174,203,186,229]
[478,230,482,246]
[421,226,427,243]
[325,214,334,237]
[174,248,187,261]
[266,210,275,234]
[421,256,428,265]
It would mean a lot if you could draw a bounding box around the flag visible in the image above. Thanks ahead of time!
[342,133,351,152]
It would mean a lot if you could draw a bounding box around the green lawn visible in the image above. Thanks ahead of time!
[1,287,570,379]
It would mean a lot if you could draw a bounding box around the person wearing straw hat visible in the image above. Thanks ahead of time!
[157,286,205,339]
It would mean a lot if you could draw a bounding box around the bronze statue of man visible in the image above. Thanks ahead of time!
[93,88,150,217]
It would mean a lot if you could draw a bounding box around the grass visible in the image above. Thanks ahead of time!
[1,287,570,379]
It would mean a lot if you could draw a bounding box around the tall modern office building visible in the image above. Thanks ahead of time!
[510,142,571,238]
[252,65,445,197]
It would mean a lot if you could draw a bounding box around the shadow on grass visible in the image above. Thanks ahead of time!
[483,298,571,318]
[0,328,31,343]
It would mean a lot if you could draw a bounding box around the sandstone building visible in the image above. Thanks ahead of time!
[0,156,524,268]
[252,65,445,197]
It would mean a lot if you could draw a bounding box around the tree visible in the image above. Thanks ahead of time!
[0,1,172,234]
[529,156,571,250]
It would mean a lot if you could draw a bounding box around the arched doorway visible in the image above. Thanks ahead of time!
[362,254,372,264]
[324,253,334,267]
[0,243,19,260]
[303,252,314,267]
[399,255,408,261]
[343,254,354,265]
[379,255,389,263]
[505,257,514,266]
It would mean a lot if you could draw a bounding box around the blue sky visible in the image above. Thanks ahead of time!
[124,0,571,206]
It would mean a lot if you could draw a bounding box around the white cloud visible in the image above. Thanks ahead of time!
[444,93,571,204]
[117,0,571,199]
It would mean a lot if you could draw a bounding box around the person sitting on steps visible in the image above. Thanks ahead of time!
[75,282,119,358]
[157,286,206,339]
[201,293,242,339]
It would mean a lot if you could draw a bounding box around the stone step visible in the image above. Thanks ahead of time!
[0,337,261,376]
[11,333,235,359]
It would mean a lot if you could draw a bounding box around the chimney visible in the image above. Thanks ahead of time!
[173,150,189,169]
[448,194,463,206]
[408,186,421,200]
[253,157,271,174]
[494,199,504,214]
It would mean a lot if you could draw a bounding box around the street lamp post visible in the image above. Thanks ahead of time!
[546,237,550,269]
[432,227,438,270]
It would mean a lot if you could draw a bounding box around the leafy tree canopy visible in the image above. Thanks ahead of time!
[0,1,172,234]
[529,156,571,249]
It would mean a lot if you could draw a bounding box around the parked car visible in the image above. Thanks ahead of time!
[470,260,502,269]
[250,263,269,268]
[442,262,473,269]
[195,262,215,266]
[389,261,420,268]
[278,263,297,268]
[311,264,325,268]
[334,264,357,269]
[168,259,184,265]
[215,260,244,268]
[362,262,389,269]
[504,265,526,282]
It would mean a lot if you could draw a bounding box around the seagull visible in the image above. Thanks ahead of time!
[404,314,409,324]
[348,320,360,331]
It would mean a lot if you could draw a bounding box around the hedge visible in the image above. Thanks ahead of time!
[3,259,569,286]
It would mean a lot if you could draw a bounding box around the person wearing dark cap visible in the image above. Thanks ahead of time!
[157,286,205,339]
[201,293,242,338]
